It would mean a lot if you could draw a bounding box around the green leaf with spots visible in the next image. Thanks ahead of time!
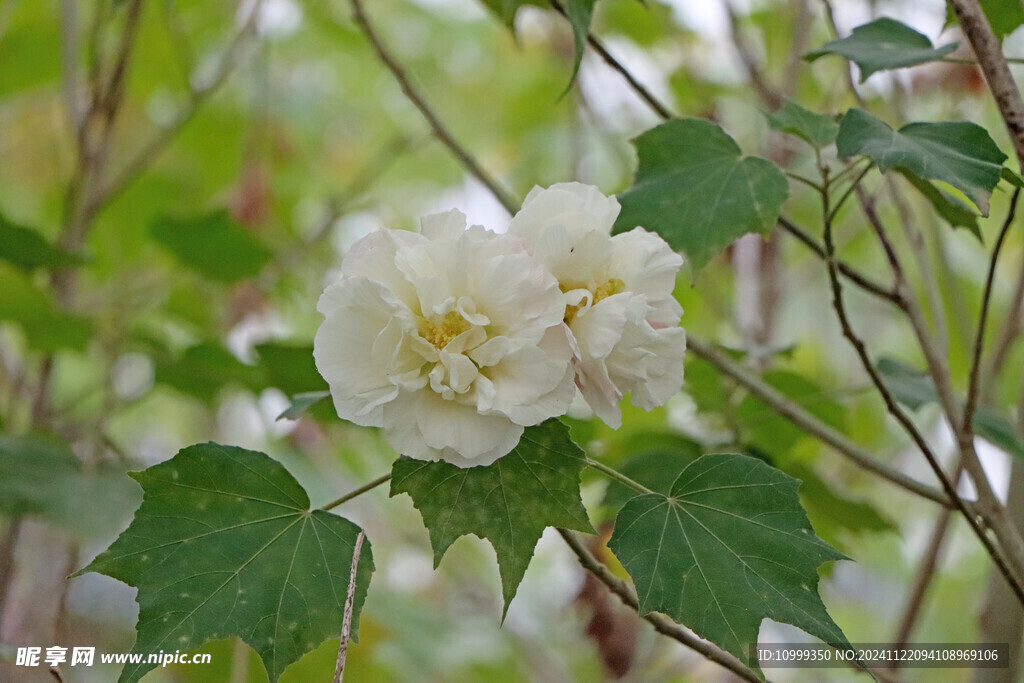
[836,108,1006,215]
[608,453,849,672]
[390,419,594,615]
[805,17,958,81]
[76,443,373,683]
[151,211,272,283]
[764,98,839,149]
[614,118,789,274]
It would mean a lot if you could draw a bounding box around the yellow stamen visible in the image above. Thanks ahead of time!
[563,278,625,325]
[422,310,471,349]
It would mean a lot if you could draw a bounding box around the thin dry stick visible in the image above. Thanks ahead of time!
[823,180,1024,602]
[348,0,518,215]
[556,529,761,683]
[725,0,783,109]
[687,335,950,506]
[333,530,365,683]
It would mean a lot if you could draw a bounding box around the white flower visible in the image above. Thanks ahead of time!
[314,210,576,467]
[507,182,686,429]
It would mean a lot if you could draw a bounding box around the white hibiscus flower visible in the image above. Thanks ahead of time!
[314,210,576,466]
[507,182,686,429]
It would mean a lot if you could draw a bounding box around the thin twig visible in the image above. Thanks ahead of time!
[857,185,1024,584]
[887,178,951,360]
[822,171,1024,602]
[985,250,1024,382]
[964,188,1021,435]
[97,0,265,209]
[549,0,674,121]
[888,463,964,657]
[687,335,950,506]
[333,530,365,683]
[348,0,518,214]
[59,0,84,131]
[778,216,901,303]
[557,529,761,683]
[725,0,782,109]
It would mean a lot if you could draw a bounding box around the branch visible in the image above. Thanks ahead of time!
[96,0,265,210]
[348,0,518,215]
[964,188,1021,434]
[686,335,950,506]
[778,216,901,304]
[548,0,674,121]
[856,185,1024,584]
[816,0,865,107]
[725,0,783,109]
[822,177,1024,602]
[556,529,760,683]
[59,0,84,131]
[949,0,1024,169]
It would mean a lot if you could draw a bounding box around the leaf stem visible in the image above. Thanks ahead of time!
[826,163,873,222]
[584,457,654,495]
[321,474,392,512]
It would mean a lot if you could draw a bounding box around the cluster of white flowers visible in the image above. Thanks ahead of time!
[314,183,685,467]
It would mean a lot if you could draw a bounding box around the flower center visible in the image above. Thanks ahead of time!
[563,278,625,324]
[423,310,472,349]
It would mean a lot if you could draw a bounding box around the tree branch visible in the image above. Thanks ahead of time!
[686,335,950,506]
[778,216,901,304]
[333,530,365,683]
[556,529,760,683]
[97,0,265,210]
[348,0,518,215]
[949,0,1024,169]
[824,176,1024,602]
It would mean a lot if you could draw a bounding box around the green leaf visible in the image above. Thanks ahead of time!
[899,170,980,238]
[477,0,544,25]
[764,98,839,149]
[277,391,331,420]
[878,358,1024,459]
[77,443,373,683]
[1002,167,1024,188]
[154,343,260,400]
[805,17,958,82]
[614,118,789,274]
[150,211,272,283]
[836,108,1006,215]
[390,419,594,614]
[255,342,329,396]
[563,0,596,85]
[0,212,83,270]
[0,434,142,539]
[736,370,846,455]
[608,454,849,671]
[0,268,92,351]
